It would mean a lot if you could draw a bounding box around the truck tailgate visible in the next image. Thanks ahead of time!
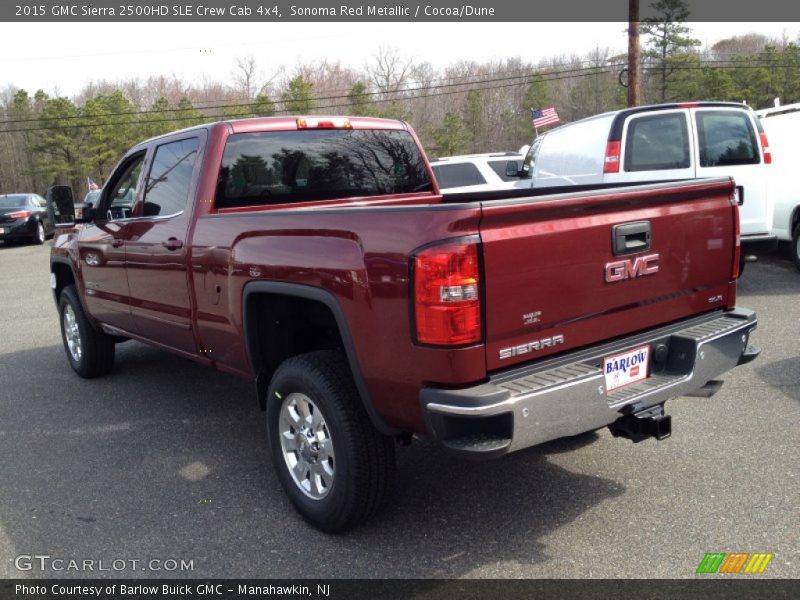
[479,179,737,372]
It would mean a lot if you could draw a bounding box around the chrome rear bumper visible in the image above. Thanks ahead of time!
[421,308,758,458]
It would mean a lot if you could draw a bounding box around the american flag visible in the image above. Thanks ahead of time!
[531,106,560,129]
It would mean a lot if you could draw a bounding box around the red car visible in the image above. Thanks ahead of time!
[48,116,758,531]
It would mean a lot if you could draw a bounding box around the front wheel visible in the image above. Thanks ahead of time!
[267,351,395,532]
[792,225,800,272]
[58,285,116,378]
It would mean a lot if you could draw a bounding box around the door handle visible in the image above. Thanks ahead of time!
[612,221,651,255]
[110,238,124,248]
[161,237,184,250]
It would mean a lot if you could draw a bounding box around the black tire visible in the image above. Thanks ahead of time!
[266,350,395,532]
[32,220,45,245]
[58,285,115,378]
[792,225,800,273]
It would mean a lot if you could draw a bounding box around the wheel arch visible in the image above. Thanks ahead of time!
[790,204,800,236]
[242,281,396,435]
[50,258,77,305]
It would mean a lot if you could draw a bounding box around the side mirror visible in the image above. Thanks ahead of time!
[46,186,76,227]
[505,160,522,178]
[142,201,161,217]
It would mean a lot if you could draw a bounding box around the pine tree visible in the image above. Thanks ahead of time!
[641,0,701,102]
[281,77,315,114]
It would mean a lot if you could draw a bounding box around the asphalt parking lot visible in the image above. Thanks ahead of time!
[0,240,798,580]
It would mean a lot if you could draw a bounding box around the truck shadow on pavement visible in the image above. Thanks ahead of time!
[0,342,623,579]
[755,356,800,399]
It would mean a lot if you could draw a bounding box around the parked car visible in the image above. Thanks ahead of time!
[0,193,54,244]
[48,115,757,532]
[756,103,800,269]
[430,152,528,192]
[516,102,774,256]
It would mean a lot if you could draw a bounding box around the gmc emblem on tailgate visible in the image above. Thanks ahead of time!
[605,253,660,283]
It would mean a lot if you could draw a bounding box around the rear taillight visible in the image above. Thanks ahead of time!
[603,141,621,173]
[413,241,482,346]
[7,210,32,219]
[759,132,772,164]
[731,193,741,280]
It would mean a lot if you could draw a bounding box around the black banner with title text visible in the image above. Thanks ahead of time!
[2,0,800,22]
[2,579,800,600]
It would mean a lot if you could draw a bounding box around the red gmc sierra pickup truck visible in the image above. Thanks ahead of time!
[47,115,759,531]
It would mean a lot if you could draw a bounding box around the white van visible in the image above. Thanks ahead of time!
[519,102,774,252]
[756,103,800,269]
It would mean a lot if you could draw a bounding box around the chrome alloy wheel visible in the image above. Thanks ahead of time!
[278,392,335,500]
[36,222,45,243]
[63,304,83,362]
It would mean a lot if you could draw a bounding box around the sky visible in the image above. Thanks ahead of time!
[1,22,797,96]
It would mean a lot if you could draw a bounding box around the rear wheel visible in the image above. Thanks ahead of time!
[58,285,115,378]
[266,350,395,532]
[792,225,800,272]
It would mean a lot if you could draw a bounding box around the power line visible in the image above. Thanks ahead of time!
[3,59,798,135]
[1,68,617,135]
[0,63,616,126]
[2,56,792,127]
[9,54,619,115]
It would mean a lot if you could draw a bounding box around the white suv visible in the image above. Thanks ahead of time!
[518,102,774,252]
[430,153,529,193]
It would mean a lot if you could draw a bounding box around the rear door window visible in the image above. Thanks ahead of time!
[432,163,487,188]
[624,113,690,171]
[696,110,759,167]
[216,129,431,208]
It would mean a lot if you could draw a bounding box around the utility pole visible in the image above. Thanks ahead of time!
[627,0,641,107]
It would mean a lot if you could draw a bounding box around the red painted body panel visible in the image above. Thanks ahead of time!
[190,206,485,432]
[51,116,740,436]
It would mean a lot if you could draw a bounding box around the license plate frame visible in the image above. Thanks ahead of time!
[603,344,651,392]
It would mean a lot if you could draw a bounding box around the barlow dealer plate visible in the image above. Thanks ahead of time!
[603,344,650,392]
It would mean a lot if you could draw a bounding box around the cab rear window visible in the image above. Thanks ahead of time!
[216,129,432,208]
[696,110,759,167]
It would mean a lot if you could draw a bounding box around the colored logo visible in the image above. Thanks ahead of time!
[696,552,773,574]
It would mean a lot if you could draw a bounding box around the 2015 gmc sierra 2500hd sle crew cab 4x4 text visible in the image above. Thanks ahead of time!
[46,115,759,531]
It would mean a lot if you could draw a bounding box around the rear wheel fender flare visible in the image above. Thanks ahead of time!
[242,281,396,435]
